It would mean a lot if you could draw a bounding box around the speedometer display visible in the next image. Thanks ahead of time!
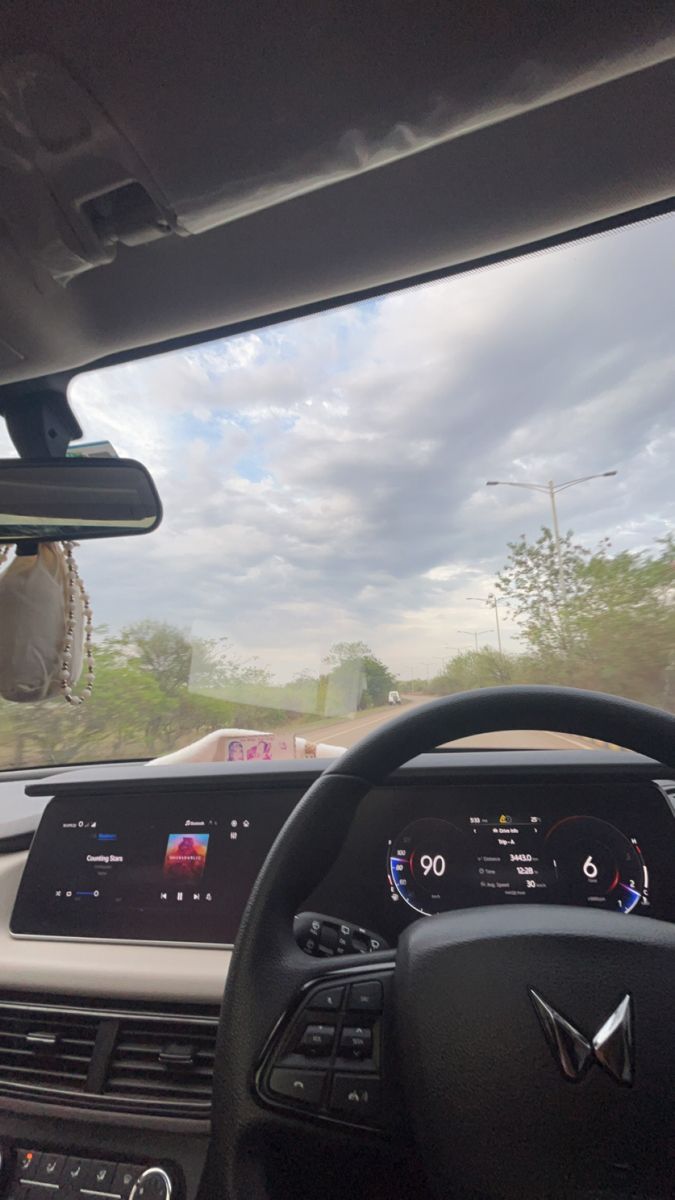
[388,818,468,914]
[387,808,649,918]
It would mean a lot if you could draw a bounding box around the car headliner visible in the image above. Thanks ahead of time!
[0,1,674,398]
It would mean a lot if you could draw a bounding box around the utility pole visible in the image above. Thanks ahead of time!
[486,471,617,605]
[547,480,565,603]
[467,595,504,654]
[458,628,491,652]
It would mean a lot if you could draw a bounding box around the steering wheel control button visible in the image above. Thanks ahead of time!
[348,980,383,1013]
[318,924,339,954]
[350,932,370,954]
[310,985,344,1012]
[270,1067,326,1106]
[298,1024,336,1056]
[36,1155,66,1185]
[339,1026,373,1060]
[330,1074,381,1120]
[260,968,393,1128]
[294,912,388,958]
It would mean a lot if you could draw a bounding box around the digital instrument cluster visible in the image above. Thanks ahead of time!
[387,809,650,917]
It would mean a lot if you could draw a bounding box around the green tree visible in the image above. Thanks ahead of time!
[565,536,675,704]
[323,641,398,709]
[423,535,674,709]
[496,527,593,655]
[432,647,514,694]
[0,621,281,768]
[0,639,175,765]
[323,641,373,669]
[361,654,399,707]
[116,621,193,695]
[497,531,675,703]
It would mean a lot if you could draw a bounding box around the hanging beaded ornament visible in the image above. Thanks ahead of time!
[60,542,95,706]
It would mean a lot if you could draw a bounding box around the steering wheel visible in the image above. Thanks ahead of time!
[212,686,675,1200]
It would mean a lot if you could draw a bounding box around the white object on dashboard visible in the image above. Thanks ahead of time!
[293,736,346,759]
[148,729,346,765]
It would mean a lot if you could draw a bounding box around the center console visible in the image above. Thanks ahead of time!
[4,1149,173,1200]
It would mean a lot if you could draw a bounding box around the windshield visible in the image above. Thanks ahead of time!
[0,214,673,767]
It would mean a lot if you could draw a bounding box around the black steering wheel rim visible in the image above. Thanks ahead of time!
[212,686,675,1200]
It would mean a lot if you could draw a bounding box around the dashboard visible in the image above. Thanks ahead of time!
[9,755,675,955]
[0,751,672,1200]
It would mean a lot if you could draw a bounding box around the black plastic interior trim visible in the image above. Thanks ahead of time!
[0,831,33,854]
[4,197,673,406]
[24,750,673,799]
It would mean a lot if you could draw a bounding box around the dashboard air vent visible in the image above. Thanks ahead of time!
[0,1001,98,1100]
[0,998,218,1117]
[103,1012,217,1112]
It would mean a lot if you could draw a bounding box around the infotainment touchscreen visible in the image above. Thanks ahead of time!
[10,789,299,945]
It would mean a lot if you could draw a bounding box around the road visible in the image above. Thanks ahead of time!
[296,694,610,752]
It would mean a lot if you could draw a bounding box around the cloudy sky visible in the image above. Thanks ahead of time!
[60,212,674,683]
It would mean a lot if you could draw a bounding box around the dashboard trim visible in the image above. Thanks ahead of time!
[0,995,219,1024]
[24,750,673,798]
[10,931,234,950]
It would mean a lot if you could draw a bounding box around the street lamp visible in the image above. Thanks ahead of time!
[486,472,617,602]
[467,595,505,654]
[457,628,492,651]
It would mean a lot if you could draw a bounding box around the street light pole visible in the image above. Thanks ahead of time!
[486,471,617,604]
[467,596,503,653]
[458,628,492,652]
[491,594,502,655]
[547,480,565,602]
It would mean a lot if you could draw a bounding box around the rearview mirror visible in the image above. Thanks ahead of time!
[0,458,162,543]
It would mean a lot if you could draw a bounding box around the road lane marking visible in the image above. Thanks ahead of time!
[307,709,407,741]
[542,731,599,750]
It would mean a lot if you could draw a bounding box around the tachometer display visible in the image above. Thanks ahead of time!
[544,816,647,913]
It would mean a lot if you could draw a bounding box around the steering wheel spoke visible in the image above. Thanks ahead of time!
[255,956,398,1133]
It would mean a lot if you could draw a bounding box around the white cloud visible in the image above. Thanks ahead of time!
[67,213,675,680]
